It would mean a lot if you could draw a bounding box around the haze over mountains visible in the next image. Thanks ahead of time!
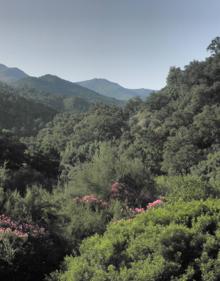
[1,36,220,281]
[14,74,124,105]
[0,63,28,83]
[77,78,153,100]
[0,63,153,103]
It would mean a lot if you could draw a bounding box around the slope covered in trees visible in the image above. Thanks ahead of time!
[0,82,56,136]
[0,63,28,83]
[46,39,220,281]
[0,39,219,281]
[14,74,124,107]
[29,44,220,188]
[17,87,92,113]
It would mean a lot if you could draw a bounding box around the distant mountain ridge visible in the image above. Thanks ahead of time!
[77,78,154,100]
[0,63,28,83]
[14,74,124,107]
[0,63,153,111]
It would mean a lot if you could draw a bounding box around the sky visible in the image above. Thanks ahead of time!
[0,0,220,90]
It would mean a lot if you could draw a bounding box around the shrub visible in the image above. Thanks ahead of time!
[57,199,220,281]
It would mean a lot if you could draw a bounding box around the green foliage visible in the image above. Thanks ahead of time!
[14,74,124,109]
[161,127,201,175]
[27,105,127,166]
[191,151,220,191]
[207,37,220,55]
[0,131,26,169]
[0,38,220,280]
[57,199,220,281]
[0,82,56,136]
[67,142,154,205]
[0,131,60,192]
[0,163,9,188]
[0,186,125,281]
[155,175,217,201]
[192,151,220,180]
[67,143,116,197]
[18,87,92,113]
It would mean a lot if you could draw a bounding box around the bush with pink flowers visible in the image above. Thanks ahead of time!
[0,214,46,239]
[129,199,164,216]
[147,199,163,209]
[74,194,108,209]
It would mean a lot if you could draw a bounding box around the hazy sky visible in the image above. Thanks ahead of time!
[0,0,220,89]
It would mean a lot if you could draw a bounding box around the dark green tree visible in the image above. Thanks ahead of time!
[207,36,220,55]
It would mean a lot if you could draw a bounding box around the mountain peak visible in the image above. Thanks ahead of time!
[0,62,153,102]
[0,63,7,70]
[14,73,124,107]
[39,74,60,81]
[77,78,153,101]
[0,63,28,83]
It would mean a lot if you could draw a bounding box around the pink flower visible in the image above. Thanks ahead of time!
[111,182,120,194]
[75,195,108,208]
[0,214,46,239]
[147,199,163,209]
[132,207,145,213]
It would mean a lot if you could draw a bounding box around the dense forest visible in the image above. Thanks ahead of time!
[0,38,220,281]
[0,82,57,136]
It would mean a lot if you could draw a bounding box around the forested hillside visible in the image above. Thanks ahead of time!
[14,74,124,108]
[17,87,92,113]
[0,39,219,281]
[0,82,56,136]
[0,63,28,83]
